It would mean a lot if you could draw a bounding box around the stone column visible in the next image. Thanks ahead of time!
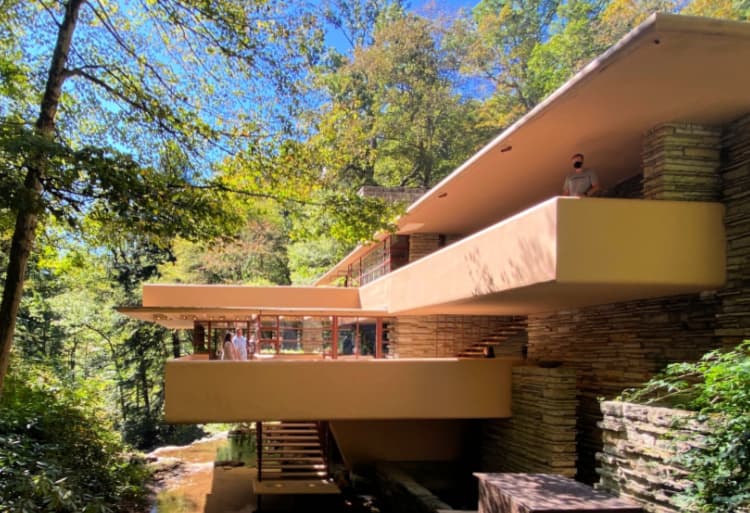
[642,123,722,201]
[408,233,442,262]
[480,367,578,478]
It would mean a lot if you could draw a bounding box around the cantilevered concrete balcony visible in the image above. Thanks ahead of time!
[164,357,516,423]
[359,197,726,315]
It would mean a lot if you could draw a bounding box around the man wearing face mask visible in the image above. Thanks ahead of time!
[563,153,600,197]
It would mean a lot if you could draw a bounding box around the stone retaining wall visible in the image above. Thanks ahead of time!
[480,367,578,478]
[596,401,708,513]
[526,293,720,483]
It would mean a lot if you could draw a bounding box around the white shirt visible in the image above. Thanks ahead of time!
[232,334,248,360]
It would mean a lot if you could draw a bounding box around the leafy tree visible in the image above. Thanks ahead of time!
[0,361,150,512]
[360,9,484,187]
[322,0,404,50]
[527,0,608,99]
[683,0,749,20]
[595,0,677,47]
[0,0,320,393]
[288,237,347,285]
[157,204,294,286]
[449,0,563,129]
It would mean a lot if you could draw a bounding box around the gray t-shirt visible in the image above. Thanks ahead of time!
[563,169,599,196]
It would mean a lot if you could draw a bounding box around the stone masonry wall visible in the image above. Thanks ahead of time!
[357,186,428,205]
[390,315,526,358]
[408,233,442,263]
[407,233,464,263]
[717,114,750,347]
[480,367,578,478]
[596,401,709,513]
[642,123,722,201]
[526,293,720,484]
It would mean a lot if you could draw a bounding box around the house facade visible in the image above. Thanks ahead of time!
[121,13,750,492]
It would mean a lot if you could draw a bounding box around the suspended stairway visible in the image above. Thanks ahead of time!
[253,421,339,497]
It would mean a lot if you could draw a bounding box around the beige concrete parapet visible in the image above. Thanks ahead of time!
[164,357,518,423]
[360,197,726,315]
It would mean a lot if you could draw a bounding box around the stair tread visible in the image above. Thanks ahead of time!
[263,470,326,479]
[264,422,317,427]
[261,464,326,469]
[263,449,323,458]
[262,435,320,439]
[263,456,324,463]
[263,440,320,447]
[262,429,318,434]
[261,468,326,473]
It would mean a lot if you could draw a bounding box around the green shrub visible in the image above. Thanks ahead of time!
[620,342,750,512]
[0,364,150,513]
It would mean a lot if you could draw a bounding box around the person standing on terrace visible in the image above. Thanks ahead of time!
[563,153,600,197]
[222,332,237,360]
[232,328,248,360]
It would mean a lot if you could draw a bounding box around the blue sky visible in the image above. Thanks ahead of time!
[413,0,478,13]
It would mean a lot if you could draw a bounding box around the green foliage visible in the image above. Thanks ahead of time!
[620,342,750,512]
[288,237,348,284]
[0,362,150,513]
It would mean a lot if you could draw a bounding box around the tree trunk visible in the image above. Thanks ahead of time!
[0,0,85,395]
[171,330,181,359]
[139,357,151,416]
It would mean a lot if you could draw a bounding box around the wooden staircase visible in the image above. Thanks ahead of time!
[256,421,331,484]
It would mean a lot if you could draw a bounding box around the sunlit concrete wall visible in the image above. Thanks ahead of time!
[164,358,517,423]
[359,197,725,315]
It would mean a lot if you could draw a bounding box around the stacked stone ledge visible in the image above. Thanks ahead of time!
[717,113,750,348]
[596,401,710,513]
[641,123,722,202]
[480,367,578,478]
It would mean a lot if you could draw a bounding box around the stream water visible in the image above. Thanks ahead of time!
[148,431,257,513]
[147,431,383,513]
